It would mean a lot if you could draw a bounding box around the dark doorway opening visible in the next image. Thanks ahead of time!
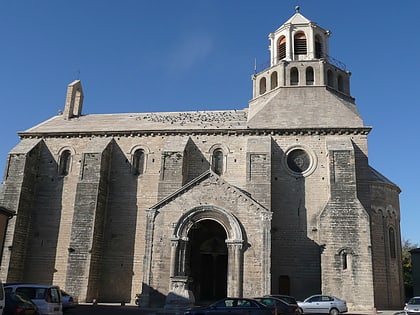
[279,275,290,295]
[188,220,228,304]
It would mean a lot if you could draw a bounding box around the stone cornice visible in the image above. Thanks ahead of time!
[18,126,372,139]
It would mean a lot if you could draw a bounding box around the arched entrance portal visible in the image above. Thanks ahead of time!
[167,205,245,307]
[188,220,227,303]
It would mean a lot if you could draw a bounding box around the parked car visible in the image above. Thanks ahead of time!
[184,297,273,315]
[4,284,62,315]
[265,295,299,307]
[254,296,300,315]
[405,296,420,315]
[298,295,347,315]
[60,290,77,311]
[4,292,40,315]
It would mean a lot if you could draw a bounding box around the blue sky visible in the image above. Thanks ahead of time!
[0,1,419,244]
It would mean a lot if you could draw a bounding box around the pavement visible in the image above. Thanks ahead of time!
[88,304,405,315]
[147,308,405,315]
[77,303,405,315]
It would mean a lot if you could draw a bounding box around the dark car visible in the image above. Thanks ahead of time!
[265,295,298,307]
[184,297,273,315]
[254,297,300,315]
[4,292,40,315]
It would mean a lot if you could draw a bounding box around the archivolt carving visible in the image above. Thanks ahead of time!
[172,205,244,243]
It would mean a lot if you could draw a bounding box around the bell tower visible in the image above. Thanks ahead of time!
[248,7,360,129]
[268,6,331,64]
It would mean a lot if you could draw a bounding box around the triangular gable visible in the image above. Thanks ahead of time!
[283,12,311,25]
[150,170,269,213]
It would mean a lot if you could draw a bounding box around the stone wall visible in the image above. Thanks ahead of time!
[0,128,402,309]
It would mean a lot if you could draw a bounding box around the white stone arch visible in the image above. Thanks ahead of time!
[173,205,243,241]
[385,205,397,219]
[336,247,356,271]
[170,205,245,298]
[208,144,230,175]
[129,145,151,175]
[293,30,308,58]
[57,146,76,176]
[57,146,76,157]
[314,29,329,58]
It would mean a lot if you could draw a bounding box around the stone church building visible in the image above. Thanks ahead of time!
[0,7,403,310]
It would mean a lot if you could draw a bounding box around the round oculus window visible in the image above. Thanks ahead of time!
[284,147,316,176]
[287,149,310,173]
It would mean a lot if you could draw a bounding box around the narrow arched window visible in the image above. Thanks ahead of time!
[342,252,348,270]
[212,149,223,175]
[337,75,344,92]
[277,36,286,60]
[271,71,278,89]
[327,70,334,87]
[306,67,314,85]
[259,77,267,95]
[59,150,71,176]
[290,67,299,85]
[294,33,307,55]
[315,35,323,59]
[389,227,396,258]
[133,149,145,176]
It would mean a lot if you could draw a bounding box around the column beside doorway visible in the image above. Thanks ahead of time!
[166,237,195,309]
[226,240,244,297]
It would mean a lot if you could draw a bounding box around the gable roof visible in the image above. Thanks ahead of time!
[149,170,269,213]
[368,166,401,192]
[20,110,249,136]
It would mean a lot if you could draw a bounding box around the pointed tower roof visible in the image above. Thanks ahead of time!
[281,6,312,26]
[248,6,363,130]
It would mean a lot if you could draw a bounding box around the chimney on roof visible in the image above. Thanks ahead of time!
[63,80,84,120]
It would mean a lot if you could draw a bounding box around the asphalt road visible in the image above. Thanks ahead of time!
[65,304,166,315]
[64,304,404,315]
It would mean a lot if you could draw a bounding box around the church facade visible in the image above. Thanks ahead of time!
[0,8,403,310]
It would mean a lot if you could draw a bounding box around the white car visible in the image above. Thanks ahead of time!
[405,297,420,315]
[298,295,347,315]
[4,283,62,315]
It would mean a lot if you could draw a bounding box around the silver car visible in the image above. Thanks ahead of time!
[405,297,420,315]
[298,295,347,315]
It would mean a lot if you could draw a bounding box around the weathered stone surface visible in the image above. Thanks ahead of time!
[0,8,403,312]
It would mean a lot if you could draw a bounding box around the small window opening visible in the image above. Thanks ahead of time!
[306,67,314,85]
[212,149,223,175]
[337,75,344,92]
[59,150,71,176]
[327,70,334,87]
[315,35,323,58]
[133,149,145,176]
[342,252,348,270]
[290,67,299,85]
[294,33,307,55]
[259,77,267,95]
[271,71,278,89]
[389,227,396,258]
